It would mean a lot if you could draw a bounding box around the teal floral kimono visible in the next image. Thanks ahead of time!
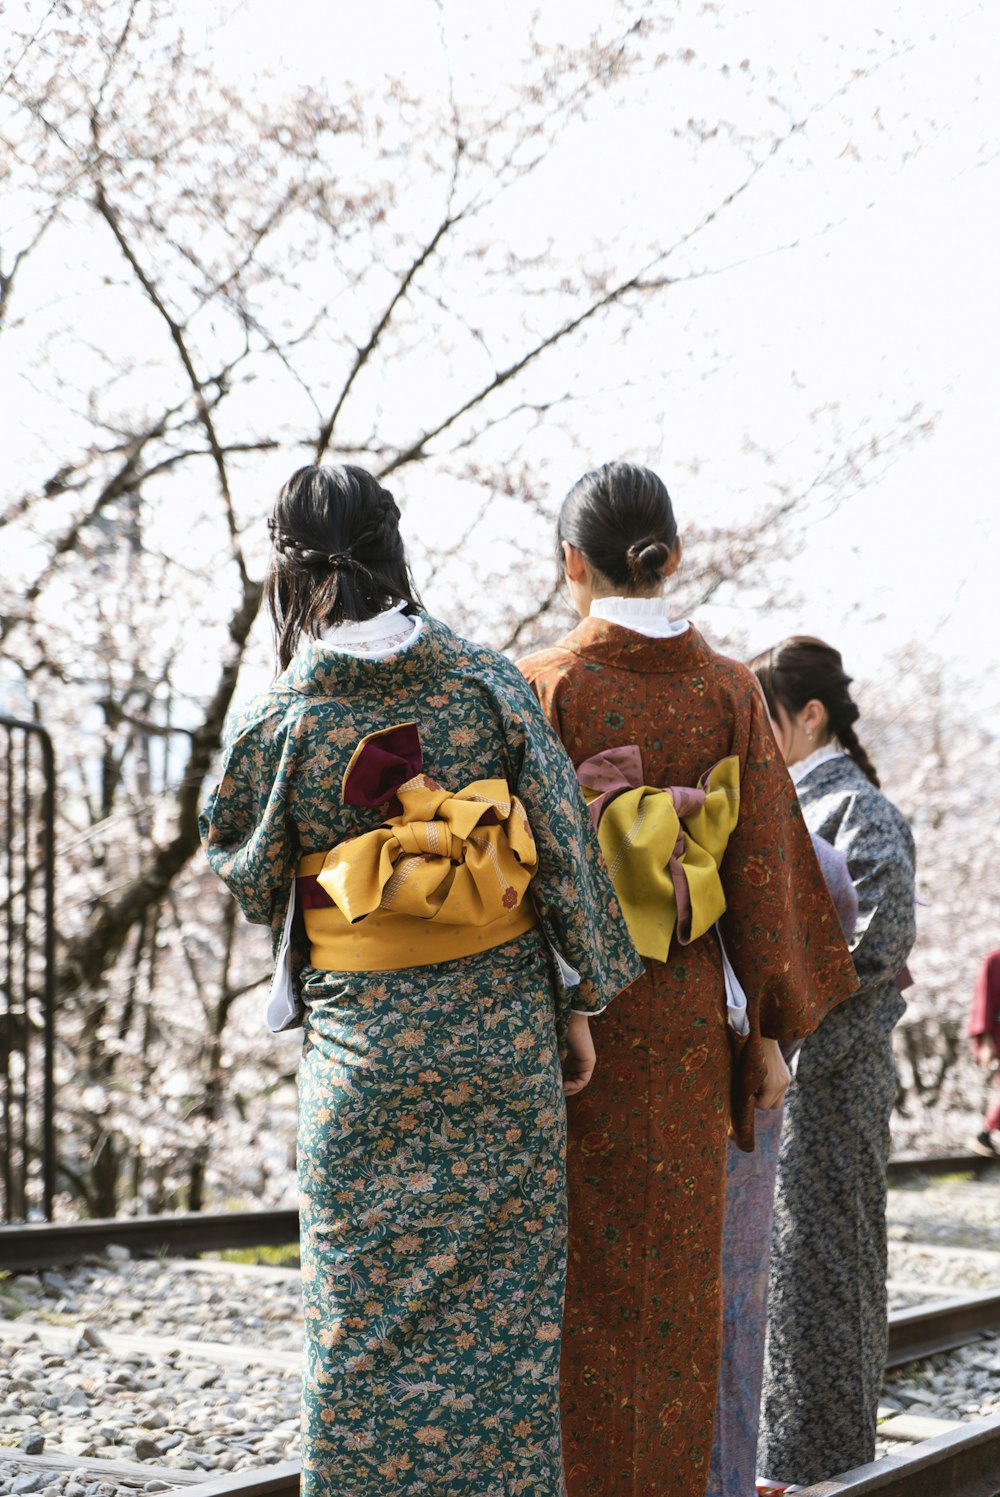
[200,614,640,1496]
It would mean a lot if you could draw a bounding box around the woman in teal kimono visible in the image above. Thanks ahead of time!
[200,465,640,1497]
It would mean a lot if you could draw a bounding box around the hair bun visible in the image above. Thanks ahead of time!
[625,537,670,582]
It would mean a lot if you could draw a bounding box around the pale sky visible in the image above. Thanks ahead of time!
[171,0,1000,693]
[5,0,999,718]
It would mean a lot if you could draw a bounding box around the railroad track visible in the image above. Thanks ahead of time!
[0,1151,991,1273]
[0,1209,299,1272]
[795,1410,1000,1496]
[4,1283,1000,1497]
[1,1154,998,1495]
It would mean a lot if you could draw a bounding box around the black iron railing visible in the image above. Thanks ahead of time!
[0,715,56,1221]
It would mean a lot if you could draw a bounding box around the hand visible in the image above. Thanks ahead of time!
[756,1037,791,1110]
[976,1035,997,1070]
[563,1013,596,1097]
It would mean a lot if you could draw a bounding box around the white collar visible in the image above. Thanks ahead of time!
[590,596,690,639]
[318,602,422,657]
[789,741,846,787]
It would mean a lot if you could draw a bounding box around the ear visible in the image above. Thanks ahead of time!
[562,540,589,583]
[801,698,828,738]
[664,535,683,578]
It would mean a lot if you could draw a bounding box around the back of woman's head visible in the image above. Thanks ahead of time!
[264,464,422,670]
[753,635,880,788]
[558,462,678,590]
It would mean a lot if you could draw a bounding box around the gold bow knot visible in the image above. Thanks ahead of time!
[577,747,740,961]
[313,774,537,928]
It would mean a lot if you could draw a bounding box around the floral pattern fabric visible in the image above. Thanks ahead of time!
[519,618,857,1497]
[759,753,917,1487]
[708,833,858,1497]
[200,615,641,1496]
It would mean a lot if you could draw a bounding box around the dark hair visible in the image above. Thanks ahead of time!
[558,461,679,590]
[752,635,880,788]
[264,465,422,670]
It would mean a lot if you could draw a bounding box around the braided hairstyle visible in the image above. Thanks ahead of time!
[558,461,679,591]
[752,635,880,788]
[264,465,423,670]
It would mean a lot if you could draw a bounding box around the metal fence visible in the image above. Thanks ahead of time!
[0,716,56,1221]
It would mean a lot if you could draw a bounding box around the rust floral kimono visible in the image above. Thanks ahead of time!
[200,615,640,1496]
[519,619,856,1497]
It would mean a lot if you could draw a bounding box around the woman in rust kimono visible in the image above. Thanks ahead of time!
[518,462,857,1497]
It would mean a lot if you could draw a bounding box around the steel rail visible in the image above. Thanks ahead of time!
[794,1409,1000,1496]
[180,1461,301,1496]
[0,1208,298,1270]
[169,1412,1000,1497]
[887,1151,1000,1182]
[886,1289,1000,1367]
[0,1153,990,1269]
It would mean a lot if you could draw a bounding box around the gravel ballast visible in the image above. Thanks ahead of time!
[2,1169,1000,1492]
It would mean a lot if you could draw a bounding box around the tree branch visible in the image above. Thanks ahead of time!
[314,209,461,462]
[57,573,263,995]
[92,179,250,588]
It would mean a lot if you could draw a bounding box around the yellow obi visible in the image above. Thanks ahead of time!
[298,761,538,972]
[577,747,740,962]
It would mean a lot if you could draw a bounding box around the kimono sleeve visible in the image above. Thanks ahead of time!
[810,833,859,938]
[496,662,643,1021]
[199,705,297,935]
[720,689,858,1047]
[835,791,916,993]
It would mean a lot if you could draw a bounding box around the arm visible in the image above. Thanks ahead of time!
[563,1013,597,1096]
[758,1038,792,1110]
[498,661,643,1026]
[717,685,858,1144]
[835,791,917,993]
[719,685,858,1049]
[199,703,301,969]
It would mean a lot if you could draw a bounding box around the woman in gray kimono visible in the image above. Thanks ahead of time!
[752,636,916,1490]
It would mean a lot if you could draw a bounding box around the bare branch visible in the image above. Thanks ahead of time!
[314,210,461,462]
[92,180,250,588]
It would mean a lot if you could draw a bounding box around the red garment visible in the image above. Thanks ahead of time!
[968,949,1000,1045]
[986,1092,1000,1132]
[520,619,857,1497]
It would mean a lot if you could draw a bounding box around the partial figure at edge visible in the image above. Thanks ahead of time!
[968,948,1000,1157]
[707,830,858,1497]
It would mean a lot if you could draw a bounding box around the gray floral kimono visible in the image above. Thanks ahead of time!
[759,752,916,1486]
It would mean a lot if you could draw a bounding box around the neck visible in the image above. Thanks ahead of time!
[787,735,838,769]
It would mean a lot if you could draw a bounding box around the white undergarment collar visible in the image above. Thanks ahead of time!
[318,602,422,658]
[590,596,689,639]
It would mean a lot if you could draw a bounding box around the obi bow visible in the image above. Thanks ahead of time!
[577,746,740,961]
[299,723,537,931]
